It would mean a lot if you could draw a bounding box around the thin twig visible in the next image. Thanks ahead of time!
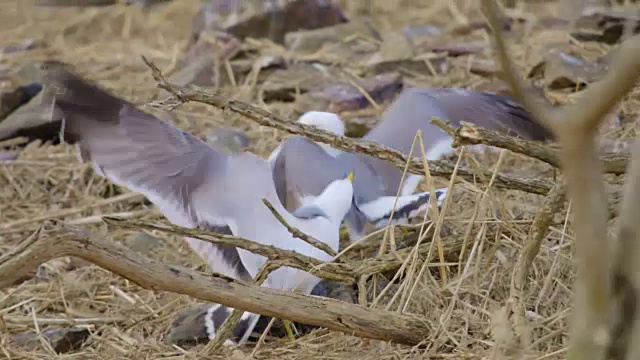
[262,198,337,257]
[103,217,354,284]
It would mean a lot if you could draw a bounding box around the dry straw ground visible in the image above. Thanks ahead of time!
[0,0,638,359]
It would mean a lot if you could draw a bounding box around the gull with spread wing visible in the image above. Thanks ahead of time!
[46,69,355,345]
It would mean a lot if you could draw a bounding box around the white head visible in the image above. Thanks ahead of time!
[310,171,354,225]
[297,111,345,158]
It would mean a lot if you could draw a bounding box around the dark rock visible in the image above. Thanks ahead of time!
[527,48,609,90]
[1,39,47,55]
[34,0,117,6]
[11,328,91,353]
[284,19,379,54]
[190,0,347,46]
[572,9,640,44]
[301,72,403,113]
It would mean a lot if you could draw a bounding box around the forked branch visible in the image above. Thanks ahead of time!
[481,0,640,359]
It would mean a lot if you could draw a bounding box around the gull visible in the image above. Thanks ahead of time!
[269,87,552,239]
[46,69,355,345]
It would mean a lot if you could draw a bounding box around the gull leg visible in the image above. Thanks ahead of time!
[283,319,297,341]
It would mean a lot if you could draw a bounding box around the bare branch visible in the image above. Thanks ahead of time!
[262,198,337,257]
[0,222,431,345]
[103,217,354,283]
[509,184,566,348]
[140,56,555,196]
[608,139,640,358]
[481,1,640,359]
[431,119,629,175]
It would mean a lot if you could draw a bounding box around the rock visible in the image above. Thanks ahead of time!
[378,31,415,62]
[34,0,117,5]
[124,0,172,7]
[260,63,344,102]
[126,231,166,256]
[0,87,62,143]
[424,41,489,57]
[528,49,609,90]
[285,19,379,54]
[1,39,47,55]
[0,78,42,121]
[207,127,250,153]
[300,72,403,113]
[168,304,212,347]
[0,151,18,161]
[572,9,640,44]
[471,59,501,78]
[10,328,90,353]
[171,32,242,88]
[190,0,347,46]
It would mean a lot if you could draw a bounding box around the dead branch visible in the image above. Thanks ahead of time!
[0,222,431,345]
[103,217,354,283]
[104,217,463,281]
[262,198,337,257]
[431,119,629,175]
[509,184,566,348]
[482,0,640,359]
[140,56,555,196]
[608,138,640,358]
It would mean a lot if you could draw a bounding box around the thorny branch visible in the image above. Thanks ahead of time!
[142,56,556,197]
[0,222,431,345]
[482,0,640,359]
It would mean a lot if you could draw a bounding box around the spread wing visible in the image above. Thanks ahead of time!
[46,68,252,281]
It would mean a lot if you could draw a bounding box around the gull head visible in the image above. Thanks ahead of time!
[297,111,345,135]
[297,111,345,158]
[311,171,355,225]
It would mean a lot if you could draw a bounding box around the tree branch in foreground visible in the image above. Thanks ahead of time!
[141,57,555,196]
[0,222,430,346]
[482,0,640,359]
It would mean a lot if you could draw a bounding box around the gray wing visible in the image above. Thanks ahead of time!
[360,87,553,193]
[46,69,251,280]
[415,88,553,141]
[271,136,346,212]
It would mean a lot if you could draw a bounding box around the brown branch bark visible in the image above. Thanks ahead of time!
[482,0,640,359]
[103,217,354,284]
[431,119,629,175]
[141,56,555,196]
[508,184,566,349]
[608,138,640,358]
[0,222,431,345]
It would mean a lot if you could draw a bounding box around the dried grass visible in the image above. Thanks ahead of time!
[0,0,636,359]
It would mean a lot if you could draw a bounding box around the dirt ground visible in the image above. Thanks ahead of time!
[0,0,637,359]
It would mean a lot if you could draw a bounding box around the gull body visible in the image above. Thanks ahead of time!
[47,69,354,344]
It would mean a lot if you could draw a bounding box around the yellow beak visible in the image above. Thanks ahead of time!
[346,171,355,182]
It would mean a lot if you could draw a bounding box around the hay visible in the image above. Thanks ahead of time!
[0,0,636,359]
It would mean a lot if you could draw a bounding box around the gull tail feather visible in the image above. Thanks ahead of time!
[204,304,262,345]
[358,188,449,227]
